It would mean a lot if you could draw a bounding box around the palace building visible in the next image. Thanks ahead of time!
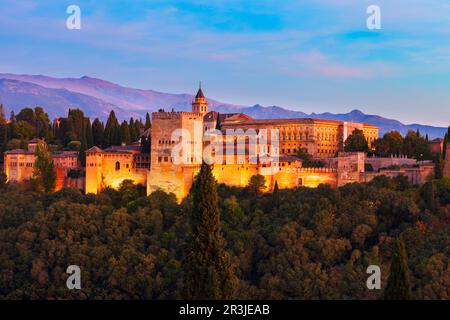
[143,86,381,200]
[3,138,81,190]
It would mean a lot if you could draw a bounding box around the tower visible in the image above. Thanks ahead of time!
[192,82,208,115]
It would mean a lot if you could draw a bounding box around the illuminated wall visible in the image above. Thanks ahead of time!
[85,149,147,194]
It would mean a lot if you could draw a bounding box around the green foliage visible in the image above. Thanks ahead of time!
[344,129,369,152]
[6,138,22,150]
[384,237,412,300]
[145,112,151,130]
[374,131,403,157]
[13,120,34,140]
[67,140,82,151]
[0,171,6,190]
[32,142,56,193]
[104,110,121,147]
[183,163,237,299]
[0,175,449,299]
[273,181,280,209]
[120,121,131,145]
[92,118,104,147]
[248,174,266,197]
[402,130,431,160]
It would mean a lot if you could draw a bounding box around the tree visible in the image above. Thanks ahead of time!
[104,110,121,147]
[344,129,369,152]
[141,135,150,154]
[402,130,431,160]
[0,104,5,123]
[120,121,131,145]
[129,118,137,142]
[13,120,34,140]
[434,153,443,179]
[273,181,280,209]
[6,139,21,150]
[0,171,6,190]
[423,181,436,212]
[145,112,151,130]
[67,140,82,151]
[183,163,237,299]
[215,113,221,130]
[384,237,412,300]
[374,131,404,157]
[85,118,93,148]
[92,118,104,147]
[32,141,56,193]
[248,174,266,197]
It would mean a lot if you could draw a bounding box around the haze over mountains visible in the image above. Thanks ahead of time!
[0,73,447,138]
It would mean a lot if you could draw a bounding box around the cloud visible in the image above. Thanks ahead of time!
[286,51,392,78]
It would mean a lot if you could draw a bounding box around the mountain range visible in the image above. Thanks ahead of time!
[0,73,447,139]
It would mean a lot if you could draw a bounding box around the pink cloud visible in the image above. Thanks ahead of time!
[290,51,392,78]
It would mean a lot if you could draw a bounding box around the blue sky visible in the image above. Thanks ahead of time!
[0,0,449,126]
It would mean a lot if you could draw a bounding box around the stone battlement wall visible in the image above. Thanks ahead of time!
[365,156,417,171]
[152,111,203,120]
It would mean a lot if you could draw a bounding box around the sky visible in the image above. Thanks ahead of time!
[0,0,449,126]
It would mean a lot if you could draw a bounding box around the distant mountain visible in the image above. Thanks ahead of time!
[0,73,447,139]
[0,73,243,114]
[236,106,447,138]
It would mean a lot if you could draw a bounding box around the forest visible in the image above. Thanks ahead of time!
[0,172,448,299]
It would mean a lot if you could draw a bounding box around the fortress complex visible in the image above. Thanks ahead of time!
[143,86,431,200]
[3,86,438,200]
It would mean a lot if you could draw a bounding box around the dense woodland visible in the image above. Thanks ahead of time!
[0,172,448,299]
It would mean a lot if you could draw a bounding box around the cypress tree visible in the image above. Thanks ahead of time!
[145,112,151,130]
[129,118,137,142]
[120,120,131,145]
[85,118,93,148]
[434,153,443,179]
[104,110,120,147]
[92,118,104,147]
[215,113,221,130]
[183,163,237,299]
[384,237,412,300]
[273,180,280,209]
[424,181,436,212]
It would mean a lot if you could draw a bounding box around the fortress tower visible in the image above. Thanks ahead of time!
[191,83,208,115]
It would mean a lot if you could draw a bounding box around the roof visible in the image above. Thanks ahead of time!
[4,149,33,155]
[195,87,205,99]
[104,145,141,152]
[85,146,103,153]
[53,151,79,158]
[203,111,250,122]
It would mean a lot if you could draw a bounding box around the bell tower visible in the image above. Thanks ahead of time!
[192,82,208,115]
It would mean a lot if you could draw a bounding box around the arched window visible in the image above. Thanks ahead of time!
[115,161,120,171]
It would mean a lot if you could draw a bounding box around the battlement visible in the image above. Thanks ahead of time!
[300,167,337,173]
[152,111,204,120]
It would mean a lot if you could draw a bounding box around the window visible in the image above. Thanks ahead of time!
[115,162,120,170]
